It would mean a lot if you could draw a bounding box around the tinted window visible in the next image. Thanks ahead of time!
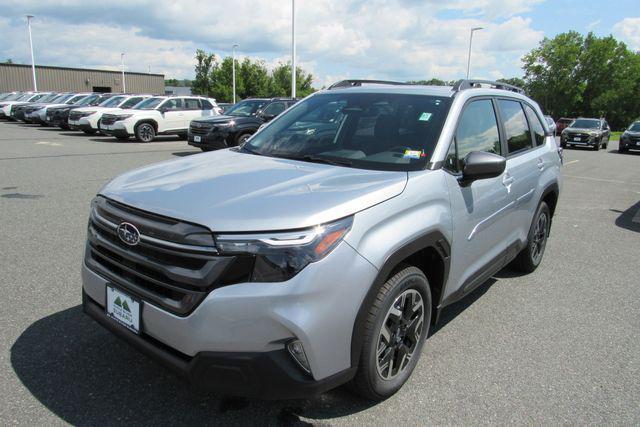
[498,99,532,154]
[121,97,143,109]
[447,99,501,172]
[262,102,286,116]
[162,98,182,110]
[226,100,268,117]
[524,105,545,146]
[184,98,201,110]
[244,93,452,171]
[201,99,213,109]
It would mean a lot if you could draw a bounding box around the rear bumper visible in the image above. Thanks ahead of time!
[83,289,356,399]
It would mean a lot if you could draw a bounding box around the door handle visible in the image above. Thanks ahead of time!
[502,175,515,185]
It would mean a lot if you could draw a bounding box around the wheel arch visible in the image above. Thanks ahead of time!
[540,181,559,218]
[349,230,451,368]
[135,118,158,132]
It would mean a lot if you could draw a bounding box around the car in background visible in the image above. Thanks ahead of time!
[188,97,298,151]
[25,93,83,126]
[618,121,640,153]
[0,92,47,119]
[68,94,153,134]
[46,93,112,129]
[560,118,610,150]
[217,102,234,113]
[544,116,556,136]
[10,93,60,121]
[99,96,219,142]
[555,117,574,134]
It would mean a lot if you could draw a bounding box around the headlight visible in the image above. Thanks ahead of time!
[81,111,96,117]
[115,114,134,121]
[620,133,629,141]
[215,216,353,282]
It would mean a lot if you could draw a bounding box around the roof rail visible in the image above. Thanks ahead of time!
[328,79,409,90]
[452,79,525,95]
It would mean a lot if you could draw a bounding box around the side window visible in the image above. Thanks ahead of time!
[262,102,286,117]
[447,99,501,172]
[121,97,143,109]
[201,99,213,110]
[184,98,201,110]
[524,105,545,146]
[603,121,609,130]
[161,98,182,111]
[498,99,532,154]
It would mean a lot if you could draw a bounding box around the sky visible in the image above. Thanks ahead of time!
[0,0,638,88]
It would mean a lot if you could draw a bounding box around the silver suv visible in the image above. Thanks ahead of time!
[82,79,562,400]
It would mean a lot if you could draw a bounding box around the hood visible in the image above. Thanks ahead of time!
[195,115,254,124]
[624,131,640,137]
[565,127,600,133]
[100,149,408,232]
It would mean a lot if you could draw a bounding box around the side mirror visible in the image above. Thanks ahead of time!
[461,151,506,185]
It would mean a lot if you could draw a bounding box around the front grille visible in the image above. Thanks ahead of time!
[101,114,117,125]
[85,196,244,316]
[69,111,84,121]
[190,122,214,135]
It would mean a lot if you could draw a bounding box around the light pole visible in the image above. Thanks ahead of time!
[26,15,37,91]
[466,27,483,79]
[232,44,238,104]
[121,53,126,93]
[291,0,296,98]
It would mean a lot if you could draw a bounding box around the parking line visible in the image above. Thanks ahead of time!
[564,160,579,166]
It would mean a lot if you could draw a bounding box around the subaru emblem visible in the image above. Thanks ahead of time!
[117,222,141,246]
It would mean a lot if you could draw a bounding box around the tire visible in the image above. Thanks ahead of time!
[351,266,432,401]
[115,135,130,141]
[135,122,156,143]
[236,132,253,146]
[560,141,566,149]
[593,140,600,151]
[200,147,213,152]
[511,201,551,273]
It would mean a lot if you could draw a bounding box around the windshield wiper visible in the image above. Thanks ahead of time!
[277,154,353,167]
[238,144,261,155]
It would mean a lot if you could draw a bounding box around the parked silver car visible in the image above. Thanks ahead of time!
[82,79,562,400]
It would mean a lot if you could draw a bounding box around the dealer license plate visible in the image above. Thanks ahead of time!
[106,285,141,334]
[194,135,201,142]
[573,137,581,142]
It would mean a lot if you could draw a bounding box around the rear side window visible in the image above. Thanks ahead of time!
[524,105,545,146]
[121,97,143,109]
[201,99,213,109]
[498,99,532,154]
[447,99,501,171]
[184,98,201,110]
[162,98,182,110]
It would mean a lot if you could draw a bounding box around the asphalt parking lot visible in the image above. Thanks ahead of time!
[1,121,639,426]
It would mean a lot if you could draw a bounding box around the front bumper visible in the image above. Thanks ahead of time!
[187,130,230,150]
[619,138,640,150]
[82,239,377,394]
[83,289,356,399]
[99,121,132,138]
[561,134,598,146]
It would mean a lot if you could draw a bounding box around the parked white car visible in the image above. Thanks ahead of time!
[99,96,219,142]
[0,92,44,119]
[25,93,91,126]
[68,94,153,134]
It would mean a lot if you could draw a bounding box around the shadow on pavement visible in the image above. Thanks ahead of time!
[172,151,200,157]
[611,201,640,233]
[11,306,376,426]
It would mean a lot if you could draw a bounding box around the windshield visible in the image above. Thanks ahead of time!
[98,96,125,107]
[37,93,58,103]
[243,92,452,171]
[3,93,23,101]
[75,95,100,106]
[134,97,165,110]
[66,95,87,104]
[570,119,600,129]
[16,93,35,101]
[28,94,47,102]
[628,122,640,132]
[225,99,268,117]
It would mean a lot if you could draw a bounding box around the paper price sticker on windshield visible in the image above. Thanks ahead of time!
[404,150,424,159]
[418,112,432,121]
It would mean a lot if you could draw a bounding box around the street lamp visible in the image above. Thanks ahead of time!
[232,44,238,104]
[26,15,37,91]
[466,27,483,79]
[121,53,126,93]
[291,0,296,98]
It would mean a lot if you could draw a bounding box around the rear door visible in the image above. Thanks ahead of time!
[159,98,184,131]
[443,98,513,298]
[183,98,207,123]
[496,99,545,249]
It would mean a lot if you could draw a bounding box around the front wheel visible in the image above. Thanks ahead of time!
[511,201,551,273]
[135,122,156,143]
[235,132,253,146]
[351,266,431,401]
[593,140,600,151]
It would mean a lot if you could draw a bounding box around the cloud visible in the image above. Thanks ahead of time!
[0,0,546,85]
[613,17,640,51]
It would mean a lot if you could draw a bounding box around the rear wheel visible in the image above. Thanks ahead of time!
[511,202,551,273]
[351,266,431,400]
[135,122,156,143]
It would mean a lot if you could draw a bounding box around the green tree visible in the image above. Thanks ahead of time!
[191,49,216,96]
[497,77,525,89]
[269,63,315,98]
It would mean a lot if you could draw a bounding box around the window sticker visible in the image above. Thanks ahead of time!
[403,149,425,159]
[418,112,432,121]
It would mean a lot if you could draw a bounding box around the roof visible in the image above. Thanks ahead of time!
[0,62,164,78]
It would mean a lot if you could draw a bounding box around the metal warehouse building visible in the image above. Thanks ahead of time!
[0,63,164,94]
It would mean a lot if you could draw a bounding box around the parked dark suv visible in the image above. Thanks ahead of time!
[188,97,298,151]
[560,118,610,150]
[618,121,640,153]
